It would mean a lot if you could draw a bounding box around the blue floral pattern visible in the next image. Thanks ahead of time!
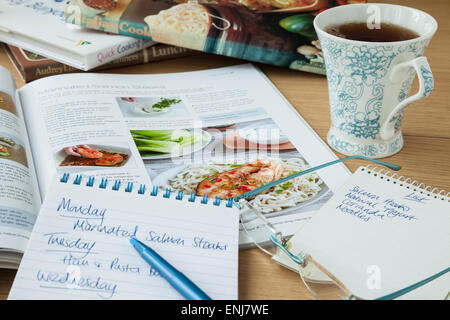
[320,33,431,158]
[321,38,396,140]
[388,111,405,134]
[398,68,416,102]
[342,46,395,86]
[328,132,404,158]
[421,66,434,97]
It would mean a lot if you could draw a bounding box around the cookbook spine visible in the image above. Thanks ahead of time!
[4,44,197,83]
[83,38,153,70]
[94,44,197,71]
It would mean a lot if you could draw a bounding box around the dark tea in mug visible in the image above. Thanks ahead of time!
[324,22,420,42]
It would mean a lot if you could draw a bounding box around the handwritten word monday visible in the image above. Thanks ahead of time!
[57,197,107,224]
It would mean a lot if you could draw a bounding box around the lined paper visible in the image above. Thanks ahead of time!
[8,179,239,300]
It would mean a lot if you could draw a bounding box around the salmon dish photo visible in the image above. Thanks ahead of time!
[196,159,284,199]
[164,157,325,214]
[59,146,129,167]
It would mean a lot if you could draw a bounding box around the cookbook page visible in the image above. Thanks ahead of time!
[18,75,151,198]
[114,64,350,245]
[0,67,40,259]
[18,64,350,246]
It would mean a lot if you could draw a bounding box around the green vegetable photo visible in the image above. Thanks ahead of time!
[131,129,203,156]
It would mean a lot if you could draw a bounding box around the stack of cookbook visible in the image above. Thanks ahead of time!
[0,0,196,82]
[0,0,366,78]
[62,0,365,74]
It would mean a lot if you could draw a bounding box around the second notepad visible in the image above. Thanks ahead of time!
[8,174,239,300]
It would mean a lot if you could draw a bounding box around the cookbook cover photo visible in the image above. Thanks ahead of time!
[65,0,366,74]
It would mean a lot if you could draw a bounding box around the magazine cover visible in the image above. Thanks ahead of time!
[65,0,365,74]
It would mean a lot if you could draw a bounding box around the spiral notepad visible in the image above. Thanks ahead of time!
[276,165,450,300]
[359,166,450,201]
[8,173,240,300]
[60,173,236,207]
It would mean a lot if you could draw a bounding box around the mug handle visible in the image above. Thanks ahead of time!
[379,56,434,141]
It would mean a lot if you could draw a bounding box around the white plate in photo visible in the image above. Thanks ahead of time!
[132,104,172,117]
[140,130,212,160]
[238,123,289,145]
[55,144,133,171]
[152,161,330,219]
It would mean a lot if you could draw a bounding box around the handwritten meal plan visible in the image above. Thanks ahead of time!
[8,177,239,300]
[284,166,450,299]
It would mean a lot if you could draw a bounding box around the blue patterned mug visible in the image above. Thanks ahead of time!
[314,4,437,158]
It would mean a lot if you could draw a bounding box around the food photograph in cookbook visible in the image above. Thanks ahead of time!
[116,96,189,118]
[0,92,18,116]
[140,118,333,218]
[54,143,135,172]
[0,134,28,168]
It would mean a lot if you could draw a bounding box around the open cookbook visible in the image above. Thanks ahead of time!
[0,63,350,268]
[65,0,365,73]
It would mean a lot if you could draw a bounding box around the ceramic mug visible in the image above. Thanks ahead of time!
[314,4,438,158]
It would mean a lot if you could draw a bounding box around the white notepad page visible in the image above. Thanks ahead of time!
[282,167,450,300]
[8,178,239,300]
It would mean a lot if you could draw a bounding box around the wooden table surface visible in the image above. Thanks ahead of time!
[0,0,448,300]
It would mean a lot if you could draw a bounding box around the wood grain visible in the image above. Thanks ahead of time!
[0,0,449,300]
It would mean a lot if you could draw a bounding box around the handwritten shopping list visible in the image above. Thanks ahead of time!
[290,168,450,299]
[335,185,420,222]
[8,181,239,300]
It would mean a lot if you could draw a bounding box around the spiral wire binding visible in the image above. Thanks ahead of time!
[59,173,235,208]
[361,165,449,201]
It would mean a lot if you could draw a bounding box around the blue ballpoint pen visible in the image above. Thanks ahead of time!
[129,237,212,300]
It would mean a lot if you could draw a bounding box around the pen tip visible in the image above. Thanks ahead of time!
[130,237,137,245]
